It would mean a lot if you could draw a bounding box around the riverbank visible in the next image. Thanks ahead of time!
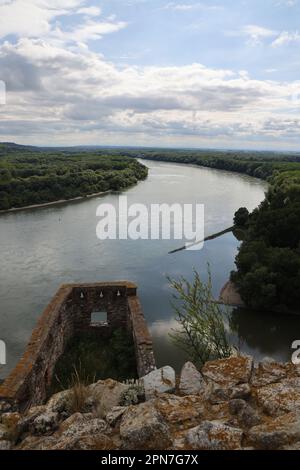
[0,190,111,215]
[219,281,245,307]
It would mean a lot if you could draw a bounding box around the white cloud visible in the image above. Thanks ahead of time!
[1,35,300,147]
[272,30,300,46]
[230,25,277,46]
[0,1,299,148]
[162,2,221,11]
[78,6,101,17]
[0,1,125,43]
[52,20,127,43]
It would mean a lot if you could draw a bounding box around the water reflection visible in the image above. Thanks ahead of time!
[230,308,300,362]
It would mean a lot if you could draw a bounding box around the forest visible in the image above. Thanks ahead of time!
[0,144,148,210]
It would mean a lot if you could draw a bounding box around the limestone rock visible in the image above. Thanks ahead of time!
[52,434,116,451]
[251,360,287,387]
[106,407,127,427]
[154,394,205,428]
[17,435,58,450]
[0,440,11,450]
[248,412,300,450]
[18,405,47,435]
[88,379,129,417]
[0,423,9,440]
[46,390,71,414]
[32,411,59,435]
[228,399,261,428]
[202,355,253,388]
[255,377,300,417]
[142,366,175,399]
[0,401,12,414]
[186,420,243,450]
[1,412,21,429]
[61,414,108,439]
[120,401,172,450]
[179,362,206,396]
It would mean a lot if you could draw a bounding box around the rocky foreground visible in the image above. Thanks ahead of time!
[1,355,300,451]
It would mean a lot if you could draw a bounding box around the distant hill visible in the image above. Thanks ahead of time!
[0,142,40,155]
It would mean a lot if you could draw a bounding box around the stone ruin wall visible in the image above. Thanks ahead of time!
[0,281,156,410]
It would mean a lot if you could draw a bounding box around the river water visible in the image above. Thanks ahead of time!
[1,159,299,379]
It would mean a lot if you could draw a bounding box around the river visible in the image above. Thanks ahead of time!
[1,159,299,379]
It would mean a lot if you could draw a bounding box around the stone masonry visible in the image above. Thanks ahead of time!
[0,281,156,410]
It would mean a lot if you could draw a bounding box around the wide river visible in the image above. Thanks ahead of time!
[1,159,300,380]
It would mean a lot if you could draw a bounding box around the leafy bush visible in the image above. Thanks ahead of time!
[169,268,234,368]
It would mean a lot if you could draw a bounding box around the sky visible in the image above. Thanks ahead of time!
[0,0,300,150]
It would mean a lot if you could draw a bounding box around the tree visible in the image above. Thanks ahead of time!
[234,207,249,227]
[168,268,234,368]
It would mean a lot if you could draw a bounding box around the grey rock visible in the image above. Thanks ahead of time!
[18,405,47,435]
[229,399,261,428]
[202,355,253,388]
[255,377,300,417]
[0,423,9,440]
[32,411,59,435]
[186,420,243,450]
[62,414,108,439]
[179,362,206,396]
[46,390,71,414]
[120,401,172,450]
[88,379,129,417]
[251,361,287,387]
[248,412,300,450]
[0,440,11,450]
[106,406,127,427]
[143,366,175,400]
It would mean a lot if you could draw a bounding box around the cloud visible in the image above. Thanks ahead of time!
[228,25,277,46]
[272,30,300,46]
[162,2,221,11]
[0,1,300,149]
[77,6,101,17]
[1,34,300,148]
[0,1,126,43]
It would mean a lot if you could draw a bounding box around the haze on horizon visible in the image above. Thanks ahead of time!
[0,0,299,151]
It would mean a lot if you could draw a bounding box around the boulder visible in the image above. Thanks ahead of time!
[179,362,206,396]
[120,401,172,450]
[106,407,127,427]
[186,420,243,450]
[88,379,129,417]
[142,366,175,400]
[17,435,58,450]
[228,399,261,428]
[251,360,287,387]
[248,412,300,450]
[52,434,116,451]
[17,405,47,435]
[0,440,11,450]
[1,412,21,429]
[61,415,108,439]
[32,411,59,435]
[154,394,205,428]
[202,356,253,388]
[46,390,71,414]
[0,423,9,440]
[255,377,300,417]
[202,356,253,404]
